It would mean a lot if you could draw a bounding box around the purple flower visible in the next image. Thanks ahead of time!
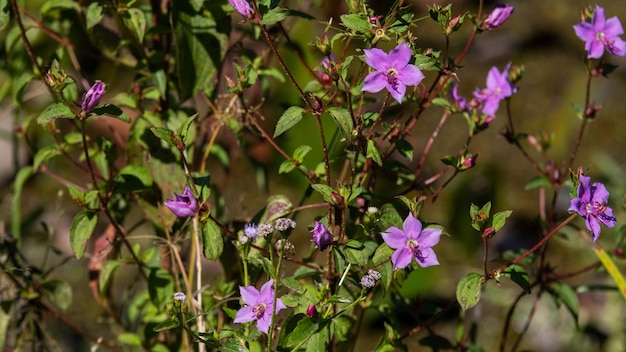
[449,82,467,111]
[228,0,253,19]
[173,292,186,302]
[311,221,333,251]
[573,5,626,58]
[81,81,105,113]
[244,223,258,238]
[473,63,516,117]
[483,4,515,30]
[382,214,442,270]
[164,186,199,218]
[569,175,616,242]
[234,280,286,334]
[362,42,425,103]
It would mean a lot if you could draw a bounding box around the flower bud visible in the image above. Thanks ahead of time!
[483,4,514,30]
[310,221,333,251]
[81,81,106,113]
[228,0,253,19]
[306,305,317,318]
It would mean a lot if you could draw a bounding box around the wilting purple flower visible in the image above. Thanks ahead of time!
[228,0,253,19]
[81,81,105,113]
[573,5,626,58]
[483,4,515,30]
[164,186,199,218]
[382,214,442,270]
[234,280,286,334]
[473,63,516,117]
[569,175,616,242]
[311,221,333,251]
[362,42,425,103]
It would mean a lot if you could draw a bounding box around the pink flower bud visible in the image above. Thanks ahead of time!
[228,0,253,19]
[306,305,317,318]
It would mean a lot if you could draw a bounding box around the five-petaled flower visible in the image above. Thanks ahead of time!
[569,175,616,242]
[311,221,333,251]
[164,186,199,218]
[228,0,253,19]
[573,5,626,59]
[483,4,515,30]
[382,214,442,270]
[82,81,105,113]
[473,63,516,117]
[234,280,286,334]
[362,42,425,104]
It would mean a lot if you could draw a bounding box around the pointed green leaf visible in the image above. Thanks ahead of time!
[85,2,103,30]
[37,103,75,124]
[456,272,484,311]
[70,211,98,259]
[327,107,354,142]
[274,106,305,138]
[201,218,223,260]
[311,184,335,203]
[340,14,372,33]
[92,104,131,123]
[492,210,512,232]
[153,319,180,332]
[551,282,579,324]
[122,8,146,43]
[367,139,382,166]
[99,260,120,296]
[41,279,72,311]
[500,264,530,294]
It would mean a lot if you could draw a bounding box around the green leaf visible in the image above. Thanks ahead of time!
[70,211,98,259]
[491,210,512,232]
[37,103,75,124]
[173,1,229,100]
[259,195,293,223]
[261,257,276,280]
[293,145,312,163]
[327,107,354,142]
[311,184,335,203]
[99,260,120,296]
[395,139,413,161]
[41,279,72,311]
[148,268,174,308]
[85,2,104,30]
[366,140,382,166]
[340,14,372,33]
[178,113,198,145]
[201,218,224,260]
[343,240,376,267]
[92,104,131,123]
[524,175,552,191]
[150,127,179,147]
[260,7,288,25]
[40,0,79,16]
[0,0,10,31]
[551,282,579,324]
[279,160,296,174]
[500,264,530,294]
[33,145,62,171]
[122,8,146,43]
[153,319,180,332]
[431,97,453,110]
[221,338,250,352]
[456,272,484,311]
[283,314,318,348]
[274,106,305,138]
[114,164,153,191]
[118,332,143,346]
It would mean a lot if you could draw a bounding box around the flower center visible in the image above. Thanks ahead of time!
[385,68,399,91]
[253,303,267,319]
[407,239,425,263]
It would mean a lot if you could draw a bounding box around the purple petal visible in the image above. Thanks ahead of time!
[585,216,602,242]
[391,247,413,270]
[592,6,606,31]
[573,22,597,42]
[388,42,412,68]
[275,297,287,313]
[239,285,261,306]
[363,47,390,72]
[362,72,387,93]
[604,17,624,36]
[578,176,592,202]
[397,64,424,87]
[388,83,406,103]
[591,182,610,204]
[418,228,442,248]
[608,38,626,56]
[587,40,605,58]
[402,214,422,240]
[256,312,272,334]
[382,227,407,249]
[259,280,275,302]
[416,247,440,267]
[568,198,585,216]
[233,306,256,324]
